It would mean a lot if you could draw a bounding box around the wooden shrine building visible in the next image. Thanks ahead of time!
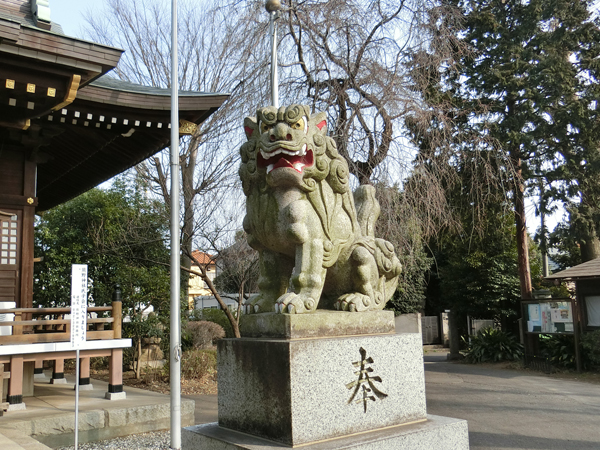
[0,0,228,409]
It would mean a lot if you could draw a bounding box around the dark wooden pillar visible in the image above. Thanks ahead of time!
[20,159,37,309]
[0,147,37,309]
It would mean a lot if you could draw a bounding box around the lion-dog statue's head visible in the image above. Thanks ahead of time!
[239,104,350,197]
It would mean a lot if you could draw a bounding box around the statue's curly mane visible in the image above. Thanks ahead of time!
[239,106,359,266]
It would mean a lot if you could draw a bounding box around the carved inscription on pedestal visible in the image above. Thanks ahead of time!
[346,347,387,412]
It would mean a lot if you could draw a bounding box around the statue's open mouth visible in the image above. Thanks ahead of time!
[257,144,314,174]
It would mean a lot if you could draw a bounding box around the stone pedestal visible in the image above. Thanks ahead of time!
[183,311,469,449]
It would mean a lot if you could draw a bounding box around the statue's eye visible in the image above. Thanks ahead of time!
[261,123,270,133]
[291,118,304,130]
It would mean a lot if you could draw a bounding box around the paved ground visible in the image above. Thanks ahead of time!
[424,352,600,450]
[185,352,600,450]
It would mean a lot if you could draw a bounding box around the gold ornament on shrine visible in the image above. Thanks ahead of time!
[179,119,198,136]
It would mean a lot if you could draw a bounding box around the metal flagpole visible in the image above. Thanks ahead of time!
[266,1,281,107]
[170,0,182,448]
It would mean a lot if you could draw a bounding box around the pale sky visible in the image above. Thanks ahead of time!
[49,0,101,38]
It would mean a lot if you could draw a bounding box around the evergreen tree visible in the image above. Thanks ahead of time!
[34,179,170,315]
[407,0,600,298]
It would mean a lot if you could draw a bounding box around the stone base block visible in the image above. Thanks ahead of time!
[239,311,395,339]
[218,333,426,446]
[105,391,126,400]
[7,402,26,411]
[183,415,469,449]
[75,384,94,391]
[50,378,67,385]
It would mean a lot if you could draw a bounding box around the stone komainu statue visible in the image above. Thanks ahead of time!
[239,104,401,314]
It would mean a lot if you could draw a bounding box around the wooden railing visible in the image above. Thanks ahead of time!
[0,302,122,345]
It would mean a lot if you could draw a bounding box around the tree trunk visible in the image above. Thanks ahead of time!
[181,149,196,310]
[135,338,142,379]
[512,155,533,300]
[580,234,600,262]
[577,190,600,262]
[448,310,462,360]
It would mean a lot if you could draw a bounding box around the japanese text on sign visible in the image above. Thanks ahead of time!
[70,264,88,349]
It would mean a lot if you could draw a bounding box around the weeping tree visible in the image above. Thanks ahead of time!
[270,0,464,185]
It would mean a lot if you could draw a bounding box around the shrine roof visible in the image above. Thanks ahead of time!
[0,6,63,33]
[90,76,223,98]
[0,0,230,212]
[34,75,229,211]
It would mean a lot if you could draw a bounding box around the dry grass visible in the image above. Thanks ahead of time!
[89,367,218,395]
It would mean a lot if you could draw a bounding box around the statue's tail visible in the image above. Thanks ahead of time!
[353,184,402,306]
[374,238,402,303]
[354,185,380,238]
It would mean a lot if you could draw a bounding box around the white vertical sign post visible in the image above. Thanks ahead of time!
[70,264,88,450]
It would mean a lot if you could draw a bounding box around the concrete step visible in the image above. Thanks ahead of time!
[0,431,51,450]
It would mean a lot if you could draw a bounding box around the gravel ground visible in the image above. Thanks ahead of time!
[57,431,171,450]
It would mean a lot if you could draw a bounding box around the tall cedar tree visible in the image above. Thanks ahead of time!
[540,1,600,262]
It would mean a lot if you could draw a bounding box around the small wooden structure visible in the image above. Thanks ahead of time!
[0,0,228,409]
[0,296,126,409]
[524,258,600,373]
[546,258,600,331]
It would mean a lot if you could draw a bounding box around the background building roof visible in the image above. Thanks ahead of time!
[191,251,215,266]
[545,257,600,281]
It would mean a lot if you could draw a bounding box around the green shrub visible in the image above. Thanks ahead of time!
[90,357,109,371]
[581,330,600,370]
[539,334,578,369]
[163,348,217,380]
[463,327,524,363]
[182,349,217,380]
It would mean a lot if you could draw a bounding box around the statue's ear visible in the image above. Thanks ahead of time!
[312,111,327,134]
[244,117,258,140]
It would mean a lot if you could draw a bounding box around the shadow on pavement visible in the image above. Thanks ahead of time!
[469,432,600,450]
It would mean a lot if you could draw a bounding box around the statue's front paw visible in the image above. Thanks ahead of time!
[243,303,262,314]
[334,293,371,312]
[275,293,317,314]
[244,294,274,314]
